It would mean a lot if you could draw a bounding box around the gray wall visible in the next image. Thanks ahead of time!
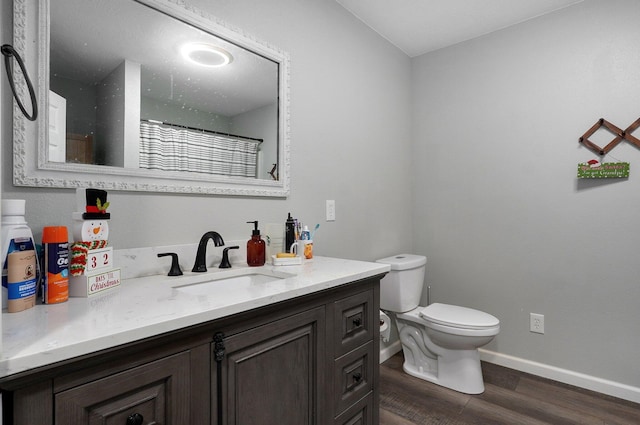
[140,96,232,133]
[412,0,640,389]
[1,0,413,262]
[50,76,98,139]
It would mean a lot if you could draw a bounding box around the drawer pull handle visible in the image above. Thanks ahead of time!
[126,413,144,425]
[352,372,362,383]
[352,317,362,327]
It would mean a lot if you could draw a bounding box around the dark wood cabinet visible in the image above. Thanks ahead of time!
[2,335,211,425]
[0,276,381,425]
[334,394,374,425]
[333,342,374,416]
[215,307,326,425]
[55,351,190,424]
[330,285,378,424]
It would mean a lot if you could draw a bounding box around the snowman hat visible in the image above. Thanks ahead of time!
[76,188,111,220]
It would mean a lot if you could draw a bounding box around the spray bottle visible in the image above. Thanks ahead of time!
[1,200,38,312]
[285,213,296,252]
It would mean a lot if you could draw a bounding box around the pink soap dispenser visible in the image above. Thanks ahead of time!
[246,221,266,267]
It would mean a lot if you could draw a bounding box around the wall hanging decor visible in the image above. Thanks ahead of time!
[577,160,629,179]
[579,117,640,155]
[577,117,640,179]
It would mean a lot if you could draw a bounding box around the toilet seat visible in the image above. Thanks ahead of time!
[419,303,499,330]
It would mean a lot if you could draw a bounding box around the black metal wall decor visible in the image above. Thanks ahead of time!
[1,44,38,121]
[579,117,640,155]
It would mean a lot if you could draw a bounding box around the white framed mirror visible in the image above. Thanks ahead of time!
[12,0,290,197]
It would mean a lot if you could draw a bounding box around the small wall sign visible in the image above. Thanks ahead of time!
[577,160,629,179]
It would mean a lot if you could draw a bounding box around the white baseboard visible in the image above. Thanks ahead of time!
[479,348,640,404]
[379,340,401,363]
[379,343,640,404]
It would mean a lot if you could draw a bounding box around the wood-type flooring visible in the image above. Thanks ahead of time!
[380,352,640,425]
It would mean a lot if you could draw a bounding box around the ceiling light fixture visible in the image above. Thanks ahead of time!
[181,43,233,68]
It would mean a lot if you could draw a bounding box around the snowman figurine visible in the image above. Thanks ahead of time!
[70,188,111,276]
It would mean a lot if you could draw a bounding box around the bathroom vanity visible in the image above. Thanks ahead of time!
[0,257,388,425]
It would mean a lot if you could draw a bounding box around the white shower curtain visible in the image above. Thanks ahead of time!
[139,122,259,177]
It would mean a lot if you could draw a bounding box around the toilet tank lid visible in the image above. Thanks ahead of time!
[419,303,499,329]
[376,254,426,270]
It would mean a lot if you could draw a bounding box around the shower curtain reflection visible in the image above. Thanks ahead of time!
[139,121,260,178]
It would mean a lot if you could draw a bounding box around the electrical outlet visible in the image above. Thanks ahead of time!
[530,313,544,334]
[326,200,336,221]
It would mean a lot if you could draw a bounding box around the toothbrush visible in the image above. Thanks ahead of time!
[310,223,320,240]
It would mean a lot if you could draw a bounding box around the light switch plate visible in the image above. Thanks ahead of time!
[326,200,336,221]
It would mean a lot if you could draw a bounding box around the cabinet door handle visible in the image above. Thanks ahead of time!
[352,372,362,383]
[352,317,362,327]
[126,413,144,425]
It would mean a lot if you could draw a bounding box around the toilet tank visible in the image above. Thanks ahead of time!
[376,254,427,313]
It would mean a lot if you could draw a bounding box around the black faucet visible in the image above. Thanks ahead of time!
[157,252,183,276]
[192,231,225,272]
[219,246,240,268]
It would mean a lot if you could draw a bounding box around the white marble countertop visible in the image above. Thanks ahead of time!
[0,256,389,379]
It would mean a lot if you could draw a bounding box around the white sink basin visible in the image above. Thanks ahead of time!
[173,269,292,297]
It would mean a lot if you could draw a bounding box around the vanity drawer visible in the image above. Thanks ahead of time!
[334,392,374,425]
[333,341,373,415]
[333,289,374,357]
[55,351,190,424]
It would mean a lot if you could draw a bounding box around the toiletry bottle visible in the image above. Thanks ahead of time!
[42,226,69,304]
[285,213,295,252]
[246,221,266,267]
[1,199,38,313]
[301,225,310,240]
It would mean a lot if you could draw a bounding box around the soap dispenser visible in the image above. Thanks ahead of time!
[246,221,266,267]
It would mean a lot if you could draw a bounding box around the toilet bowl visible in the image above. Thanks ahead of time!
[377,254,500,394]
[396,303,499,394]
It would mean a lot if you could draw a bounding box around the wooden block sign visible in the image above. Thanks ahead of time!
[85,247,113,273]
[69,268,121,297]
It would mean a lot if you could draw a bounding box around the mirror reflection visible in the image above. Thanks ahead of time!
[49,0,279,180]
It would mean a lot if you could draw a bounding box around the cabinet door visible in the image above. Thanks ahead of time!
[334,393,374,425]
[333,290,374,358]
[215,307,326,425]
[55,351,190,424]
[333,342,374,415]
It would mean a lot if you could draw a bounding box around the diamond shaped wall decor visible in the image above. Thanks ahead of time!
[579,117,640,155]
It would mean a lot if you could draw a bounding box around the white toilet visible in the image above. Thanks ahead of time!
[377,254,500,394]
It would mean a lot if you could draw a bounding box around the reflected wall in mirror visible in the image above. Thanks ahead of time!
[13,0,290,196]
